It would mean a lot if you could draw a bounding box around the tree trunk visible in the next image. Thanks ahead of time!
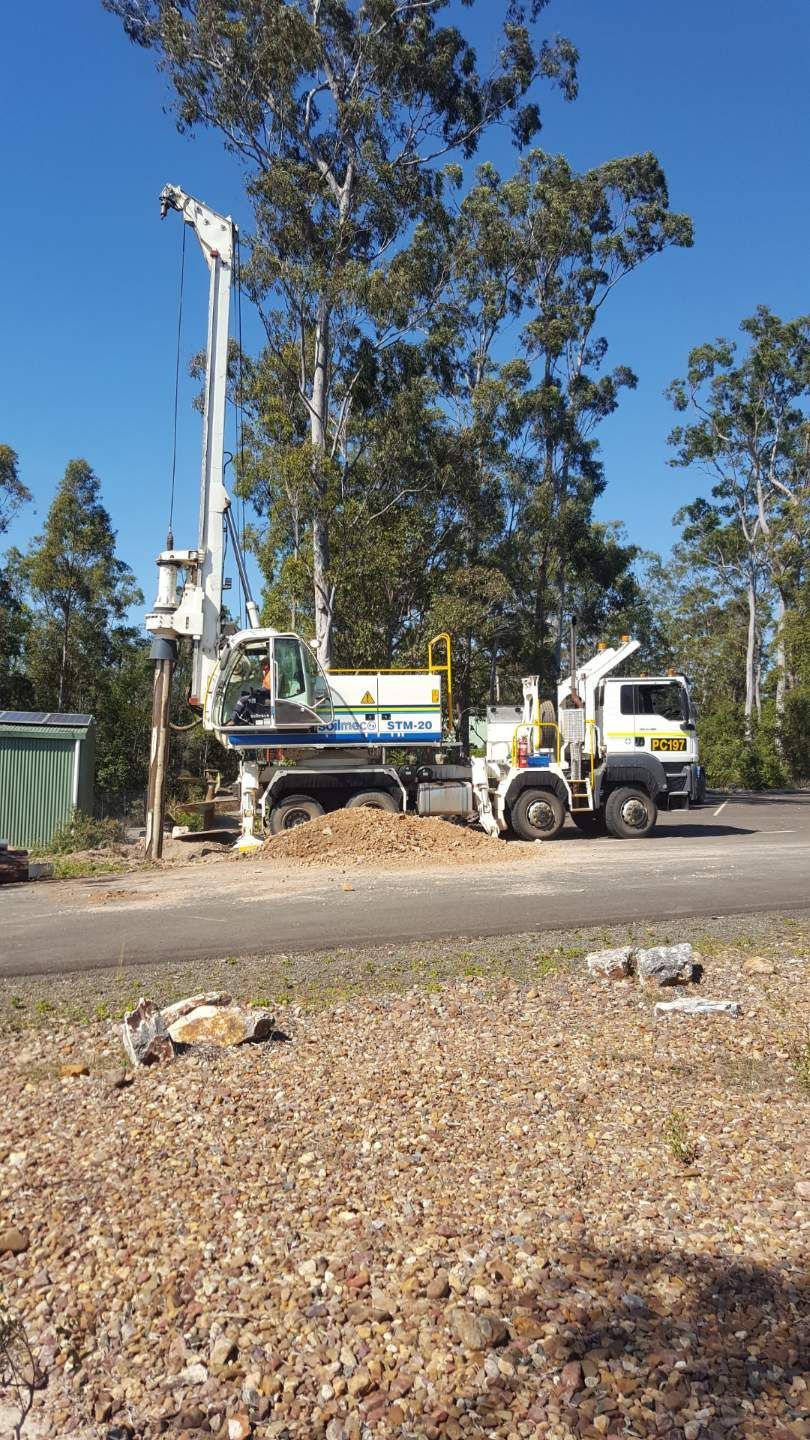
[775,586,787,724]
[744,568,757,737]
[310,296,333,666]
[58,601,71,711]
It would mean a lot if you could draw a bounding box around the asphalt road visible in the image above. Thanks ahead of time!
[1,793,808,978]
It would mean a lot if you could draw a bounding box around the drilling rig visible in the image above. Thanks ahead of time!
[144,186,703,855]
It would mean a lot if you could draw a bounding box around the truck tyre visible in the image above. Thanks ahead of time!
[345,790,400,813]
[571,810,607,837]
[605,786,656,839]
[269,794,325,835]
[510,788,565,842]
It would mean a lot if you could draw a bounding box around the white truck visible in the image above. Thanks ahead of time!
[145,186,703,850]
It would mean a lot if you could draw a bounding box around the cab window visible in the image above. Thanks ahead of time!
[213,643,269,727]
[620,682,686,721]
[274,637,307,702]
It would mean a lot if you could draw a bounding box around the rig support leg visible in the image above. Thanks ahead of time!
[236,760,264,852]
[145,638,177,861]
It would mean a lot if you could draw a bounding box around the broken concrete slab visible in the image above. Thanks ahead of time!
[655,998,742,1019]
[635,942,694,986]
[122,998,174,1066]
[167,1004,274,1048]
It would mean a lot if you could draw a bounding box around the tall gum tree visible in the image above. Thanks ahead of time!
[667,309,810,737]
[418,148,692,695]
[105,0,578,666]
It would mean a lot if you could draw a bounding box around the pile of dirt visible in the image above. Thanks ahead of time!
[258,806,525,867]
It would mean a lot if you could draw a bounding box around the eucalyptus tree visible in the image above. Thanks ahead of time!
[0,447,32,708]
[667,308,810,734]
[106,0,577,664]
[0,446,30,536]
[423,148,692,694]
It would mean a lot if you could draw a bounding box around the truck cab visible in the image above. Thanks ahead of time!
[598,674,703,805]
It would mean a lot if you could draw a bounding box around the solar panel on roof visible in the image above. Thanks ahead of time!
[0,711,92,726]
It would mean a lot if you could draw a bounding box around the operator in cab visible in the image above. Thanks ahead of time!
[261,657,272,691]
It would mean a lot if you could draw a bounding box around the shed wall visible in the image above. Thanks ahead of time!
[0,737,76,849]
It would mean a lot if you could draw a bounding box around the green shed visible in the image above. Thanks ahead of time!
[0,712,95,850]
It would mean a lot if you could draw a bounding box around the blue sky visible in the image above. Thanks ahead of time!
[2,0,808,613]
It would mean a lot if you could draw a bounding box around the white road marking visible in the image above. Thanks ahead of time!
[713,800,729,816]
[759,829,796,834]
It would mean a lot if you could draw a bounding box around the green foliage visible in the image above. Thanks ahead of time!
[792,1039,810,1096]
[0,446,30,536]
[108,0,579,662]
[781,687,810,781]
[5,459,153,805]
[662,1109,698,1167]
[19,459,143,712]
[666,308,810,777]
[44,810,126,855]
[172,807,204,834]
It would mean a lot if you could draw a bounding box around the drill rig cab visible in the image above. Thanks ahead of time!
[209,631,334,736]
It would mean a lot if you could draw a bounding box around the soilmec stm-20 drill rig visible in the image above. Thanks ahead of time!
[144,187,703,855]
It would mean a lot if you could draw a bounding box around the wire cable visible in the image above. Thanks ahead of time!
[167,223,187,545]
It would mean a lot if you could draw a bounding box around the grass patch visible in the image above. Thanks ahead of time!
[51,857,127,879]
[792,1039,810,1096]
[662,1109,699,1167]
[32,811,126,856]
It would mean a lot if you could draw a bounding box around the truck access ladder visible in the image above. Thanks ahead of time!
[569,777,593,812]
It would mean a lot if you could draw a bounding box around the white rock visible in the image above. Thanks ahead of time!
[585,947,633,979]
[655,998,742,1019]
[168,1004,274,1047]
[122,997,174,1066]
[162,991,233,1026]
[636,942,694,986]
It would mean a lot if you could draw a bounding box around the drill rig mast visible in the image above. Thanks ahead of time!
[144,185,258,858]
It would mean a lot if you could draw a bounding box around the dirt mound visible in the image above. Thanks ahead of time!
[258,806,523,868]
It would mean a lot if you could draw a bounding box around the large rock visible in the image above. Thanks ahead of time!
[449,1308,509,1351]
[586,946,633,979]
[162,991,233,1026]
[655,998,742,1019]
[0,1226,29,1254]
[168,1004,274,1047]
[635,942,694,986]
[121,998,174,1066]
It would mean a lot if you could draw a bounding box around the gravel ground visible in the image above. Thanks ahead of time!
[0,916,808,1440]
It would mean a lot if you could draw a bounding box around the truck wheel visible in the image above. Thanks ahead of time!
[511,788,565,841]
[269,794,325,835]
[345,790,401,813]
[571,810,607,837]
[605,786,656,839]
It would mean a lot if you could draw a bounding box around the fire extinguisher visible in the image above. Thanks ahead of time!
[517,734,529,768]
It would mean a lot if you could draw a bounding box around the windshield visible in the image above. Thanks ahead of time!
[212,635,333,729]
[212,642,269,728]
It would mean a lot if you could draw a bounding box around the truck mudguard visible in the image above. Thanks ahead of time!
[595,752,668,805]
[505,771,570,808]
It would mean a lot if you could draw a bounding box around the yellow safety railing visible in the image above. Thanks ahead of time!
[585,718,599,787]
[331,633,454,731]
[510,719,561,767]
[428,632,453,731]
